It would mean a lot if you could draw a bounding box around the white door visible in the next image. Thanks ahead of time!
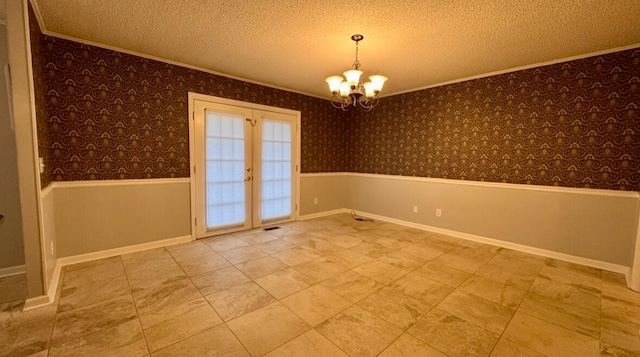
[193,98,298,238]
[253,111,296,225]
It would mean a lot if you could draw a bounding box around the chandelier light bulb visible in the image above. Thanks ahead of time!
[369,75,388,93]
[339,82,350,97]
[325,76,343,94]
[363,82,375,98]
[343,70,363,88]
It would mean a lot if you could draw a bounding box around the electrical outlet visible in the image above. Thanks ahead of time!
[413,205,418,213]
[435,208,442,217]
[313,197,318,205]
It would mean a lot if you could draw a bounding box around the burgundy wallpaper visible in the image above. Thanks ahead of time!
[29,14,639,191]
[38,36,348,181]
[348,49,640,191]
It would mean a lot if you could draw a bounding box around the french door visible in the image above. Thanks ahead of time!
[191,95,299,238]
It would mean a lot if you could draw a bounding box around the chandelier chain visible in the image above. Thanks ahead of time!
[352,40,361,70]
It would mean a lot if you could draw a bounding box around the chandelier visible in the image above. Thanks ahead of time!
[325,34,387,111]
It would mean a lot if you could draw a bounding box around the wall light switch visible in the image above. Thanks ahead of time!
[413,205,418,213]
[313,197,318,205]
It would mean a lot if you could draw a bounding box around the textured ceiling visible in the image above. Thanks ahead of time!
[31,0,640,98]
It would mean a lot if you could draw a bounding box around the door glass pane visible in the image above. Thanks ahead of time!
[205,110,245,228]
[262,118,291,220]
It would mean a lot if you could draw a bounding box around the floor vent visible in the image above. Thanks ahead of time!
[263,226,280,231]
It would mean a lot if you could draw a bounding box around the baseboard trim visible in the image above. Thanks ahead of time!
[22,295,51,311]
[350,209,630,278]
[22,206,634,310]
[0,264,26,278]
[24,235,193,311]
[45,262,63,306]
[301,208,632,283]
[57,235,193,267]
[22,263,61,311]
[299,209,350,221]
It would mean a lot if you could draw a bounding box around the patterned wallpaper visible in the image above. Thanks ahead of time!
[29,4,52,188]
[29,11,639,191]
[348,49,640,191]
[35,36,348,181]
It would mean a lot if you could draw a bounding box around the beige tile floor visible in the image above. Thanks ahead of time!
[1,213,639,356]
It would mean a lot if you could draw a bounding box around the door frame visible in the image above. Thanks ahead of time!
[188,92,301,240]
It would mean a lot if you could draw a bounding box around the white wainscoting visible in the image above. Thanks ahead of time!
[28,173,637,310]
[27,179,193,309]
[299,173,349,216]
[301,173,640,288]
[40,184,57,304]
[52,178,192,257]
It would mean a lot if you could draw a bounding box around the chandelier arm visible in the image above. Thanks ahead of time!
[358,101,372,111]
[358,96,379,111]
[330,94,350,110]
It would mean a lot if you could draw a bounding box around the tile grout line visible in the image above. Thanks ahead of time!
[317,224,438,355]
[40,215,631,356]
[408,246,543,356]
[215,228,310,356]
[430,248,498,356]
[518,263,605,343]
[301,229,448,356]
[400,242,469,357]
[232,224,384,355]
[182,223,558,355]
[598,268,604,354]
[44,267,65,357]
[485,254,555,356]
[118,254,154,357]
[210,241,264,356]
[162,243,253,356]
[488,253,602,353]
